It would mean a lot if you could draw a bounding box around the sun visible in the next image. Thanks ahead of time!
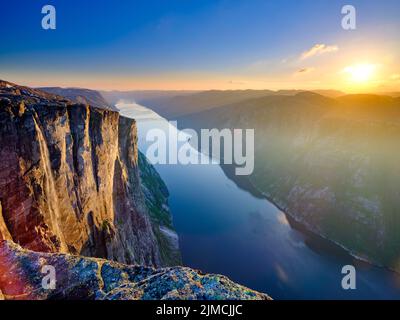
[343,64,376,83]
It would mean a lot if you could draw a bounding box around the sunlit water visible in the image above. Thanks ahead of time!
[118,101,400,300]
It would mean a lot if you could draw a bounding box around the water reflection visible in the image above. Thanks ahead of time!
[119,101,400,300]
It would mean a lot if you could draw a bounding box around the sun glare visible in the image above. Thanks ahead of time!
[343,64,376,83]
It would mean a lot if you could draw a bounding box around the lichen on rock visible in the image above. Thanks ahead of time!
[0,241,271,300]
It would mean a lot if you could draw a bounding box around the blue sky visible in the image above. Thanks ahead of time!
[1,0,399,90]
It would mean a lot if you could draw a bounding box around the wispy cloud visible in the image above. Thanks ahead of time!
[301,44,338,60]
[228,80,247,85]
[295,67,315,75]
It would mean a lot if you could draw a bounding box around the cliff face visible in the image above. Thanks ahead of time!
[138,153,181,265]
[0,80,173,267]
[0,241,270,300]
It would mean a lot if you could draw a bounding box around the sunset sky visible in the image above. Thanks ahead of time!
[1,0,399,92]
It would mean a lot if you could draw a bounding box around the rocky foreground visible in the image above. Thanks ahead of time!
[0,241,270,300]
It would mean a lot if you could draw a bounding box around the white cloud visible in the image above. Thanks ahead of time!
[301,44,339,60]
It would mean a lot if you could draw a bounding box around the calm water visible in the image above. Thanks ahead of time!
[119,101,400,300]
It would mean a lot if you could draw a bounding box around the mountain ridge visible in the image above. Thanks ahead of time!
[40,86,117,111]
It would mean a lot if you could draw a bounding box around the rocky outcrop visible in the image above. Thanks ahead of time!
[0,241,270,300]
[0,80,174,267]
[40,87,118,111]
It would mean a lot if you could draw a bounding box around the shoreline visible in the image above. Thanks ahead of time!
[218,162,399,276]
[253,181,400,276]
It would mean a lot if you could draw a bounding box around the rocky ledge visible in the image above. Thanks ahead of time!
[0,241,270,300]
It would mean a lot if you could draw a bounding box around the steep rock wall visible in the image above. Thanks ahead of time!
[0,82,167,267]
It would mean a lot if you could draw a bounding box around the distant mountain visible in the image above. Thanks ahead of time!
[40,87,117,111]
[312,89,345,98]
[176,91,339,126]
[272,89,345,97]
[141,90,279,119]
[139,89,346,119]
[101,90,198,108]
[175,91,400,272]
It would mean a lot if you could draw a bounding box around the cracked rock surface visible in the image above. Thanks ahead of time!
[0,241,271,300]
